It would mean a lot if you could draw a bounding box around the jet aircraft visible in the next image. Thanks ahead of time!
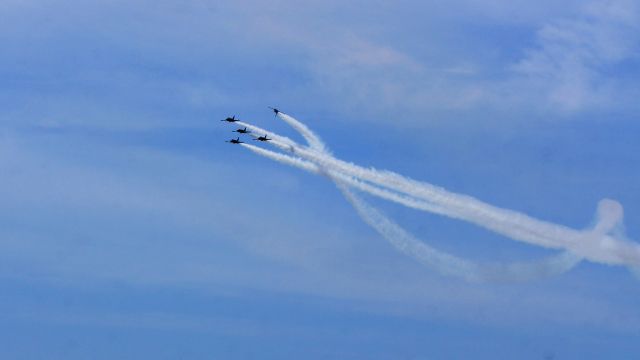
[233,127,250,134]
[254,135,271,142]
[268,107,280,115]
[226,137,244,144]
[221,115,240,123]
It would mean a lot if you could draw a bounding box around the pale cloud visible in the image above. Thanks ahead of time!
[295,0,640,118]
[8,0,638,123]
[329,36,423,70]
[510,0,640,111]
[308,36,429,114]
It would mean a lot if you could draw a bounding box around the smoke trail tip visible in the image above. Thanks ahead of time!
[592,198,624,235]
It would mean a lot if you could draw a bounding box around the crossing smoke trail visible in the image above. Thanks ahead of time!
[242,143,451,216]
[264,112,584,280]
[271,112,639,268]
[241,142,581,282]
[272,114,623,252]
[236,110,640,278]
[274,112,586,280]
[285,143,640,265]
[277,112,592,282]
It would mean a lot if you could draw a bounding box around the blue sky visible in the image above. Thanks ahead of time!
[1,0,640,358]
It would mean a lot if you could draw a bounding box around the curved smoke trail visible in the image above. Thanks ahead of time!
[269,112,638,268]
[241,142,581,282]
[234,110,639,279]
[269,113,583,278]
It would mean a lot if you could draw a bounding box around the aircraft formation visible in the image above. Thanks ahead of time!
[220,106,640,280]
[222,107,279,144]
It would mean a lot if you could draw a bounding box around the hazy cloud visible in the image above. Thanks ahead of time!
[511,0,640,111]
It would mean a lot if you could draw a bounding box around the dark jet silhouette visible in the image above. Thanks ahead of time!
[233,127,250,134]
[226,137,244,144]
[221,115,240,123]
[253,134,271,142]
[268,106,280,115]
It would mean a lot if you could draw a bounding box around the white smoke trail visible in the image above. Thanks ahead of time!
[277,112,640,269]
[240,143,317,173]
[238,110,640,276]
[234,121,296,146]
[242,143,452,216]
[287,145,570,242]
[273,112,576,250]
[276,112,328,154]
[242,142,581,281]
[269,114,639,267]
[338,184,581,282]
[271,111,593,275]
[274,111,568,241]
[242,136,582,282]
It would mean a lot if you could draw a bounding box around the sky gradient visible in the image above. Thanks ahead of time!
[1,1,640,359]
